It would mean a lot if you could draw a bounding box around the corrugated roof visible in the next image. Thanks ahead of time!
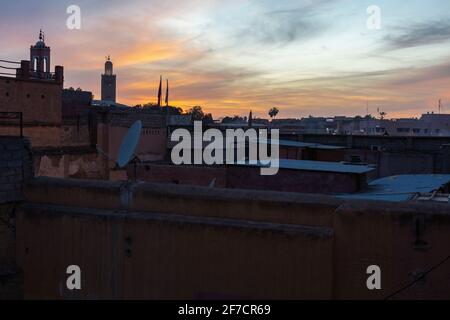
[338,174,450,202]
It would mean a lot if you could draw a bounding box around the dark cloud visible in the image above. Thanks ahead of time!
[282,69,402,86]
[383,62,450,86]
[232,0,337,47]
[243,14,323,45]
[384,19,450,50]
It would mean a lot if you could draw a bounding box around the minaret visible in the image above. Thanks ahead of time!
[157,75,162,107]
[30,29,51,77]
[101,56,116,102]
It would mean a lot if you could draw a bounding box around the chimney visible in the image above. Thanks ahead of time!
[17,60,31,79]
[55,65,64,83]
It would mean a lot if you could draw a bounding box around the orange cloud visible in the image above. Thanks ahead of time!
[115,42,182,67]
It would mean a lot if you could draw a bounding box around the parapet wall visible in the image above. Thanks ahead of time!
[33,146,108,179]
[296,133,450,153]
[16,177,450,299]
[132,164,366,194]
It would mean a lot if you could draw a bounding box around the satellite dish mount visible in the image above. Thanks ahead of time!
[117,120,143,181]
[96,120,143,181]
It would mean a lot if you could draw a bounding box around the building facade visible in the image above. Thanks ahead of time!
[0,32,64,147]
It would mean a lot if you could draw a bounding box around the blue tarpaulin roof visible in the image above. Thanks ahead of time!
[338,174,450,202]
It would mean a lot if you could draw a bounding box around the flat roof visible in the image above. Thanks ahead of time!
[255,139,345,150]
[238,159,375,174]
[91,100,131,109]
[338,174,450,202]
[279,139,345,150]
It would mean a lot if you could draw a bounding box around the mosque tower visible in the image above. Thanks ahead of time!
[101,56,116,102]
[30,29,51,78]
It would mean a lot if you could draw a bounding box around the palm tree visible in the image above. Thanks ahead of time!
[269,107,279,120]
[377,108,387,120]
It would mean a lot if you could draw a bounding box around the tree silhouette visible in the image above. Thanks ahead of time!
[187,106,205,121]
[377,108,387,120]
[269,107,279,119]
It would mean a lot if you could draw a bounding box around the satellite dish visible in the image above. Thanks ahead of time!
[117,120,142,168]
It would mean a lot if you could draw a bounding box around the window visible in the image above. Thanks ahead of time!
[43,58,48,73]
[5,92,9,97]
[26,94,30,98]
[33,57,38,71]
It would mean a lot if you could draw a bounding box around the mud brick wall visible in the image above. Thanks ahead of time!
[0,136,34,299]
[0,137,33,204]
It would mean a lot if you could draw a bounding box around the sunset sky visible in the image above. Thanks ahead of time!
[2,0,450,119]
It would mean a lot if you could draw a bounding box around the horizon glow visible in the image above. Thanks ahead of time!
[2,0,450,119]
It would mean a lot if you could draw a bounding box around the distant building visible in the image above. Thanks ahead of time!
[272,113,450,137]
[101,56,116,103]
[339,113,450,136]
[0,31,64,147]
[62,88,93,118]
[0,31,110,179]
[30,29,51,79]
[271,117,343,135]
[93,106,168,180]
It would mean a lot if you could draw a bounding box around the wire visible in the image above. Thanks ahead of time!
[0,65,17,70]
[384,254,450,300]
[0,59,20,64]
[0,72,15,76]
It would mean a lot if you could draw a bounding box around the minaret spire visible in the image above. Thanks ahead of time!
[157,75,162,108]
[165,79,170,127]
[165,79,169,107]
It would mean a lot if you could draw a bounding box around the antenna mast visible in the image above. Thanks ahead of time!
[366,98,369,117]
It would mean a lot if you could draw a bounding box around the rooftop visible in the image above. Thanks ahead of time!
[338,174,450,202]
[240,159,375,174]
[269,139,345,150]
